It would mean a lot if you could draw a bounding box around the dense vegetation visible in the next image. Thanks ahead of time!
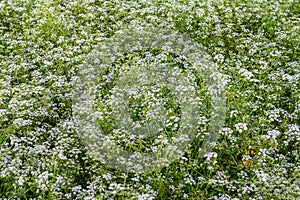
[0,0,299,199]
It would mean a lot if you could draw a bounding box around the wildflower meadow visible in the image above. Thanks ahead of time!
[0,0,299,199]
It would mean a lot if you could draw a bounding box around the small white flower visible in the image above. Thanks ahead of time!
[13,118,32,127]
[18,176,24,186]
[214,54,224,63]
[102,173,112,181]
[169,185,175,190]
[58,152,67,160]
[234,123,248,133]
[221,127,233,136]
[239,68,254,80]
[204,152,218,161]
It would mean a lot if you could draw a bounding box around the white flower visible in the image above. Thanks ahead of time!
[214,54,224,63]
[239,68,254,80]
[204,152,218,161]
[13,118,32,127]
[18,176,24,186]
[234,123,248,133]
[58,151,67,160]
[221,127,234,136]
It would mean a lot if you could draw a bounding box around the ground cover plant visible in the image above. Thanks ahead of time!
[0,0,299,199]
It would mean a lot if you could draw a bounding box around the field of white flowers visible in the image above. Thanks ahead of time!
[0,0,299,199]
